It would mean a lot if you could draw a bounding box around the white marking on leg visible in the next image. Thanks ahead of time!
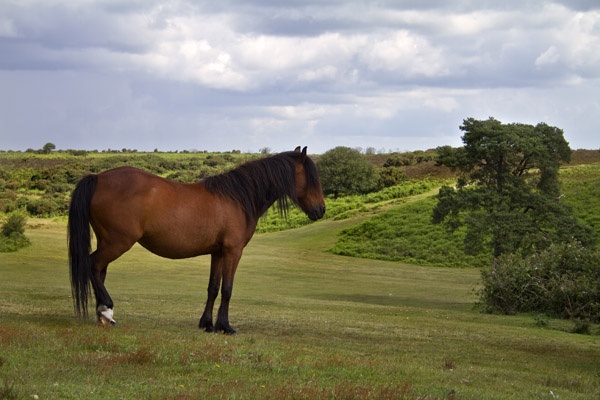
[97,305,116,325]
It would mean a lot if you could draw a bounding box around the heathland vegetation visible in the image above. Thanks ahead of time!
[0,146,446,227]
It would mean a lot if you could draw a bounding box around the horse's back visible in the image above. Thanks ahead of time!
[90,167,249,259]
[92,166,174,220]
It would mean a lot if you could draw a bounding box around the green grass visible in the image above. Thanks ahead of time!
[560,163,600,238]
[1,219,598,399]
[256,180,447,233]
[331,195,491,268]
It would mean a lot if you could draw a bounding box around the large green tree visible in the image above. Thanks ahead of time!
[317,146,377,198]
[432,117,594,258]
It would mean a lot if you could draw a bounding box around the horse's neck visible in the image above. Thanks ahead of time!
[257,188,293,220]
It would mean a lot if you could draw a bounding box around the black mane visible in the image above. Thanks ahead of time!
[203,151,320,223]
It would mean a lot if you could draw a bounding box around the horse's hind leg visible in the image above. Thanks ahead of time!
[90,252,115,325]
[90,240,135,325]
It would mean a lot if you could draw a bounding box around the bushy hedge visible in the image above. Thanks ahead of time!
[479,240,600,324]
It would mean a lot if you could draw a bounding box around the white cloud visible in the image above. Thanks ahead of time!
[361,30,447,77]
[297,65,338,82]
[535,46,560,67]
[560,9,600,75]
[235,32,361,75]
[266,103,335,120]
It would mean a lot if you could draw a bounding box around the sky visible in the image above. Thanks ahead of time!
[0,1,598,154]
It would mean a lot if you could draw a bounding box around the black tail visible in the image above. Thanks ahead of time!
[68,174,97,317]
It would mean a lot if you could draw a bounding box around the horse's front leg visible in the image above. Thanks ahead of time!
[199,254,222,332]
[214,249,242,335]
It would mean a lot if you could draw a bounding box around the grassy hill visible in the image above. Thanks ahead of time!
[330,161,600,268]
[331,196,492,268]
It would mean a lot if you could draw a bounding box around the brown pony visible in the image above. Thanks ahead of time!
[68,146,325,334]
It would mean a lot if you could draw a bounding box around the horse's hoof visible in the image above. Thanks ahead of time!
[98,316,117,326]
[97,306,116,326]
[223,328,237,336]
[199,320,215,332]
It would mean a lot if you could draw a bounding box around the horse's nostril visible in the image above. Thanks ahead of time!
[316,204,326,219]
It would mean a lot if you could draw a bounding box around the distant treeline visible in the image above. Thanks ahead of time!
[15,146,244,155]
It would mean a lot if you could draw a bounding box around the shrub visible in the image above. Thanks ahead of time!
[1,212,26,237]
[25,196,67,217]
[0,212,31,252]
[376,167,406,188]
[479,240,600,324]
[0,192,18,213]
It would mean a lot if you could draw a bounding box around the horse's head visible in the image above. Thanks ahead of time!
[293,146,326,221]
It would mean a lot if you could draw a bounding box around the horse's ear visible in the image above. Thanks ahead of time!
[302,146,307,158]
[294,146,301,153]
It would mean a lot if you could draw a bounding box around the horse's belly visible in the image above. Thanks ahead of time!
[136,192,249,259]
[137,230,220,259]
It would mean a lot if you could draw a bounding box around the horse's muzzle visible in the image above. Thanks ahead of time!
[307,204,326,221]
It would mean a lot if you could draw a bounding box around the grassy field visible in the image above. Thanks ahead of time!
[1,214,599,399]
